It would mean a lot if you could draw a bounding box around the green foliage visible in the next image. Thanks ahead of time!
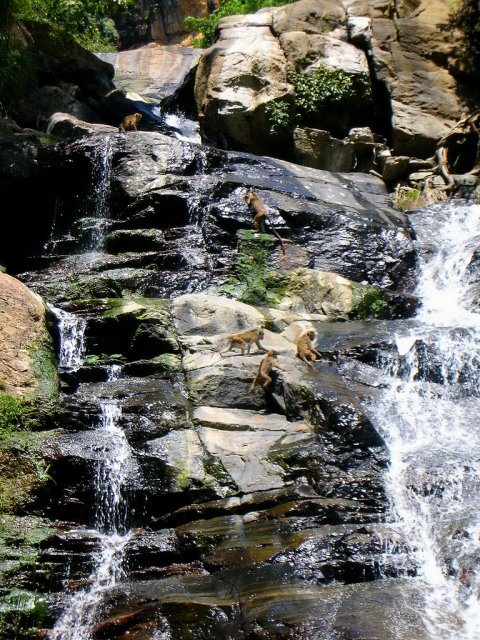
[0,395,24,434]
[290,67,372,117]
[449,0,480,64]
[264,68,371,137]
[264,100,295,135]
[219,230,288,306]
[184,0,296,48]
[0,32,34,115]
[0,0,131,110]
[350,286,387,320]
[0,392,58,436]
[4,0,131,50]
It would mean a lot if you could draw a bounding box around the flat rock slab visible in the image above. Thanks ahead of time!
[194,406,313,493]
[98,45,201,99]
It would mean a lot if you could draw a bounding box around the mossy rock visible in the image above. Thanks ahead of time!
[350,285,387,320]
[0,428,56,514]
[103,229,167,254]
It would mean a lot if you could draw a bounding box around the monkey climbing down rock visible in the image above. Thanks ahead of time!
[245,190,291,256]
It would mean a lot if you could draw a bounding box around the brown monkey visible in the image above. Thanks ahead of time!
[245,190,290,256]
[296,329,321,369]
[250,349,284,392]
[221,328,267,356]
[119,113,142,132]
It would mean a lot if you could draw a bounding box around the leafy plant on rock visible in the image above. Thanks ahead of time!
[265,67,372,137]
[290,67,372,117]
[264,100,295,135]
[184,0,296,48]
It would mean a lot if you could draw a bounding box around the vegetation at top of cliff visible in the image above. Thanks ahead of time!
[184,0,296,48]
[1,0,132,48]
[0,0,132,112]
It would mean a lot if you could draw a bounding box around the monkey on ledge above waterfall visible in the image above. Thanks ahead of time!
[245,190,292,256]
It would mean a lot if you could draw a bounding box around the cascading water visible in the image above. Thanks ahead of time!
[370,202,480,640]
[162,111,201,144]
[52,317,132,639]
[52,399,132,640]
[50,307,86,371]
[89,134,113,249]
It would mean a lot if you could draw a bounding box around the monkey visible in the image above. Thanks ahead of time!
[249,349,284,392]
[245,190,290,256]
[221,328,267,356]
[296,329,321,369]
[119,113,142,132]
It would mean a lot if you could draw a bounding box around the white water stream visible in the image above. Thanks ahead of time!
[51,312,131,639]
[52,399,132,640]
[50,307,86,371]
[370,203,480,639]
[90,134,113,249]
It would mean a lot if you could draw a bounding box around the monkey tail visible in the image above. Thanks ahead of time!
[271,228,286,256]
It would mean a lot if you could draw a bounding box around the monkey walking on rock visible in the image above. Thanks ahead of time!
[221,328,267,356]
[245,190,292,256]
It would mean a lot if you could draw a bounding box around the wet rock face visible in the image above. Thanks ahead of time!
[37,291,407,639]
[3,129,420,638]
[15,132,415,311]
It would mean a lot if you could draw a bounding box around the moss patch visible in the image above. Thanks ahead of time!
[350,286,387,320]
[219,230,288,306]
[28,338,58,401]
[0,428,55,514]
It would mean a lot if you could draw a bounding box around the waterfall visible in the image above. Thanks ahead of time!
[370,203,480,640]
[162,111,202,144]
[50,307,86,371]
[52,317,132,640]
[52,400,132,640]
[89,134,113,249]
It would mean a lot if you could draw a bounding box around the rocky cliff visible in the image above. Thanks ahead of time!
[0,1,478,637]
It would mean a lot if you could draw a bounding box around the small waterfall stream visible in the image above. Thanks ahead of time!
[89,134,113,249]
[52,388,132,640]
[370,202,480,639]
[50,307,86,371]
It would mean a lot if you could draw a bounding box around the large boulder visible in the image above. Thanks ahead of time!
[346,0,467,157]
[195,11,292,152]
[0,273,57,399]
[194,0,477,163]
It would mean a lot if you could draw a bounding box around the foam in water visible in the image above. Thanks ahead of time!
[371,203,480,640]
[163,112,201,144]
[50,307,86,370]
[52,398,132,639]
[89,135,113,248]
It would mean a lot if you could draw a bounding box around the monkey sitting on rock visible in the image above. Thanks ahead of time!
[296,329,321,369]
[250,349,284,392]
[119,113,142,132]
[245,190,291,256]
[221,328,267,356]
